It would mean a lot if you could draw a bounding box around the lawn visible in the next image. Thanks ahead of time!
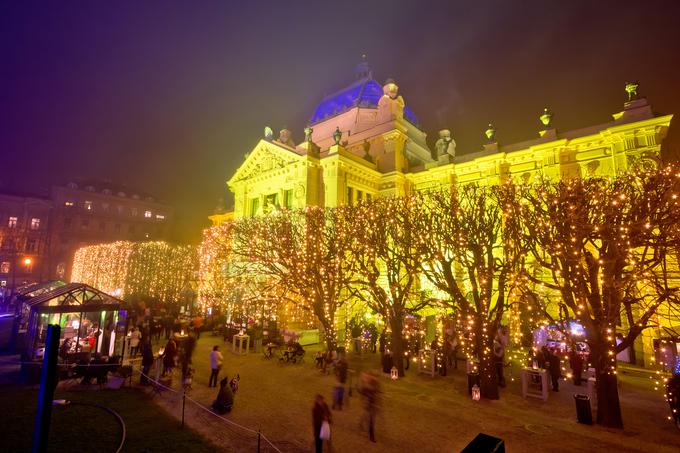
[0,384,218,452]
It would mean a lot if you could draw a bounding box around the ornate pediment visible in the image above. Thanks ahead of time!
[229,140,302,185]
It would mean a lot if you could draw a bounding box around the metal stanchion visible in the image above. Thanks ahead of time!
[181,388,186,428]
[32,324,60,453]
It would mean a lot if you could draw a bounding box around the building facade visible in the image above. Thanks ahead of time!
[0,181,173,294]
[228,66,671,218]
[49,181,174,280]
[222,65,674,367]
[0,193,52,297]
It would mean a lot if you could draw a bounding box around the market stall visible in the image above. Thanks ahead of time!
[19,283,125,362]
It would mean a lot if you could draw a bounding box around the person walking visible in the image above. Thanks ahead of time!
[209,345,223,388]
[358,372,380,442]
[312,394,331,453]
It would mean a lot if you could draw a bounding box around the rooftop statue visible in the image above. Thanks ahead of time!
[377,78,405,122]
[485,123,497,143]
[333,127,342,145]
[625,81,639,102]
[276,129,295,147]
[435,129,456,160]
[540,108,553,128]
[264,126,274,141]
[304,126,313,142]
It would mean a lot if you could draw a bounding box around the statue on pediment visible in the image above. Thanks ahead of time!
[435,129,456,160]
[377,79,405,122]
[276,129,295,147]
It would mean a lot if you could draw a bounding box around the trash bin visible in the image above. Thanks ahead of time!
[461,433,505,453]
[467,372,480,395]
[574,394,593,425]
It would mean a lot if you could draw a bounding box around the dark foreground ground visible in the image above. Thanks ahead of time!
[0,385,215,452]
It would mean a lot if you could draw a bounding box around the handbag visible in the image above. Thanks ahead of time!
[319,420,331,440]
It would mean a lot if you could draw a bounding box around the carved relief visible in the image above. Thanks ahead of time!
[234,147,296,182]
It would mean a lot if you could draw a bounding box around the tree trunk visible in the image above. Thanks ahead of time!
[389,315,405,377]
[475,322,500,400]
[591,342,624,428]
[321,320,336,351]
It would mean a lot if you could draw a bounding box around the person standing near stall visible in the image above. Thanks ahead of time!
[569,348,584,386]
[130,327,142,357]
[547,348,562,391]
[140,340,154,385]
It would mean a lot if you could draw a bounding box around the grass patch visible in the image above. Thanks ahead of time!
[0,385,218,452]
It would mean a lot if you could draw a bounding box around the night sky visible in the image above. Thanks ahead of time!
[2,0,679,242]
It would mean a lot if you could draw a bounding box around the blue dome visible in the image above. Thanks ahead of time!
[310,78,419,126]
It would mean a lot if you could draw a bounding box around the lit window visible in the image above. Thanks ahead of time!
[0,280,6,287]
[30,218,41,230]
[0,262,9,274]
[84,201,93,211]
[64,201,74,207]
[155,214,165,220]
[144,210,152,218]
[8,217,18,228]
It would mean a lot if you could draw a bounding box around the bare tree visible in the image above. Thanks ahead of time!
[232,207,356,350]
[516,167,680,427]
[347,196,430,376]
[415,183,523,398]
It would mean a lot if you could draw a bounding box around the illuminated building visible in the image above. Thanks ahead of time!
[215,63,674,366]
[226,63,670,217]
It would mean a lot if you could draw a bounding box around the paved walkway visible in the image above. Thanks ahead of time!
[138,335,680,452]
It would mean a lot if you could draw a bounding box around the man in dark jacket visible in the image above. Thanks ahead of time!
[547,348,562,391]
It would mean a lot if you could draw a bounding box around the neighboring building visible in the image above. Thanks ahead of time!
[0,192,52,297]
[49,181,174,280]
[0,181,173,293]
[221,62,674,367]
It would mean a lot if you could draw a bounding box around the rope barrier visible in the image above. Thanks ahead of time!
[131,367,283,452]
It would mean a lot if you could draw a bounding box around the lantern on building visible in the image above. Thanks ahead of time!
[391,366,398,380]
[471,384,481,401]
